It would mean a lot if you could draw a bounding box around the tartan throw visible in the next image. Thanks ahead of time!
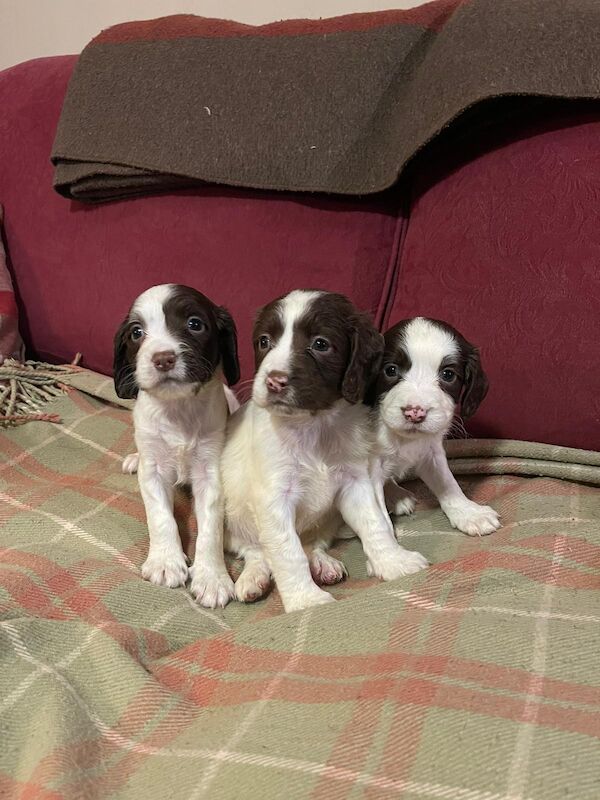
[52,0,600,202]
[1,370,599,799]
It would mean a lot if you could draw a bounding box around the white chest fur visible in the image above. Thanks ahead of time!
[134,379,228,485]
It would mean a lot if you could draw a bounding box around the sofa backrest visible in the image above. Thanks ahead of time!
[1,56,598,450]
[0,56,403,389]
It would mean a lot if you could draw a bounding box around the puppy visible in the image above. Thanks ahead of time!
[222,290,429,614]
[113,283,240,608]
[371,317,500,536]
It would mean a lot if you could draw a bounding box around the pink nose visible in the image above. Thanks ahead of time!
[403,405,427,423]
[152,351,176,372]
[266,371,288,394]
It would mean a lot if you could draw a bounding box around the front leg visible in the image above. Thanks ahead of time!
[138,458,188,587]
[189,455,235,609]
[337,477,428,580]
[257,504,334,614]
[417,442,501,537]
[384,479,417,516]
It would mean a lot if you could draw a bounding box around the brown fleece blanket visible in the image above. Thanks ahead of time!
[52,0,600,202]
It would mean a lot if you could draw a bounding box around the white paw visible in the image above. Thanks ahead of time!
[141,549,188,588]
[393,495,417,516]
[190,565,235,608]
[235,562,272,603]
[445,501,501,537]
[122,453,139,474]
[367,546,429,581]
[309,550,348,585]
[282,586,335,614]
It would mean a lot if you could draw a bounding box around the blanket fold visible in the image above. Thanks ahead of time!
[52,0,600,202]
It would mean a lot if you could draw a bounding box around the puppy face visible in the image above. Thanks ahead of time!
[372,317,488,437]
[252,290,383,414]
[113,284,239,400]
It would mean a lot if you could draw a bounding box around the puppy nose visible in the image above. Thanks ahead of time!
[403,405,427,423]
[152,351,177,372]
[266,371,288,394]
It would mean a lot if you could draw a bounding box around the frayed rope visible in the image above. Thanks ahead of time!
[0,356,82,427]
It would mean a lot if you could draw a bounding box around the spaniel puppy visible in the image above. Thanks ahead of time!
[222,290,428,614]
[113,284,240,608]
[371,317,501,536]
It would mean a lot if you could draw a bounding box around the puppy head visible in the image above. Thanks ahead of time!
[113,284,239,400]
[251,289,383,414]
[372,317,488,437]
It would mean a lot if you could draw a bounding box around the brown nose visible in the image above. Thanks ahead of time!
[152,351,177,372]
[266,371,288,394]
[403,405,427,423]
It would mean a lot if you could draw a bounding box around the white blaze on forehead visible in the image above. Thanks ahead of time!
[131,284,174,329]
[399,317,459,371]
[265,289,323,373]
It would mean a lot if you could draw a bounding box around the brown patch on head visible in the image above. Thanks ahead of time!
[163,286,239,386]
[429,319,488,417]
[113,316,143,399]
[371,317,488,418]
[254,290,383,412]
[112,285,239,399]
[253,299,284,370]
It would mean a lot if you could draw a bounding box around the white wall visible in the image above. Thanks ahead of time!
[0,0,422,71]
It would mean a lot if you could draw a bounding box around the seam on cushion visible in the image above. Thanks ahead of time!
[374,192,410,332]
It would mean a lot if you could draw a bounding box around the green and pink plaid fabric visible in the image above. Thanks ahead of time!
[0,371,599,799]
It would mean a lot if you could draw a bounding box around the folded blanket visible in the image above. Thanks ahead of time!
[52,0,600,202]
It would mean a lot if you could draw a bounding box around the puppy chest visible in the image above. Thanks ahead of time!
[294,463,339,531]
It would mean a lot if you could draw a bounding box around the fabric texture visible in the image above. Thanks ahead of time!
[52,0,600,202]
[0,206,24,365]
[0,57,403,384]
[0,372,599,799]
[389,102,600,452]
[1,53,599,451]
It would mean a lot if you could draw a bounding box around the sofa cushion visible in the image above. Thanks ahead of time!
[389,105,600,451]
[0,56,402,382]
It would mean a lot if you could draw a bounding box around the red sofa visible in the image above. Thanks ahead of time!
[1,56,598,451]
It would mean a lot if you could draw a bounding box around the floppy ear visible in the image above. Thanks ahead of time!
[460,346,489,418]
[215,306,240,386]
[113,319,138,400]
[341,313,384,404]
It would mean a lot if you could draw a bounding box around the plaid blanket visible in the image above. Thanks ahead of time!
[52,0,600,202]
[1,371,599,799]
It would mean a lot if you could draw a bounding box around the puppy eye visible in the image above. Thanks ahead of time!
[311,337,330,352]
[187,316,206,332]
[441,368,456,382]
[258,335,271,350]
[384,363,399,378]
[131,325,144,341]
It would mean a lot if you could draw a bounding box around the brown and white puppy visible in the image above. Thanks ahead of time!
[371,317,500,536]
[222,290,428,614]
[114,283,240,608]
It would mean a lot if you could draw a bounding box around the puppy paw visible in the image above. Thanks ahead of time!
[190,565,235,608]
[367,547,429,581]
[282,586,335,614]
[235,562,272,603]
[393,495,417,516]
[445,501,501,537]
[141,549,188,588]
[309,550,348,585]
[122,453,139,474]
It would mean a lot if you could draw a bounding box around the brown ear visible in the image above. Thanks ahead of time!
[215,306,240,386]
[341,313,384,404]
[113,319,138,399]
[461,347,489,418]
